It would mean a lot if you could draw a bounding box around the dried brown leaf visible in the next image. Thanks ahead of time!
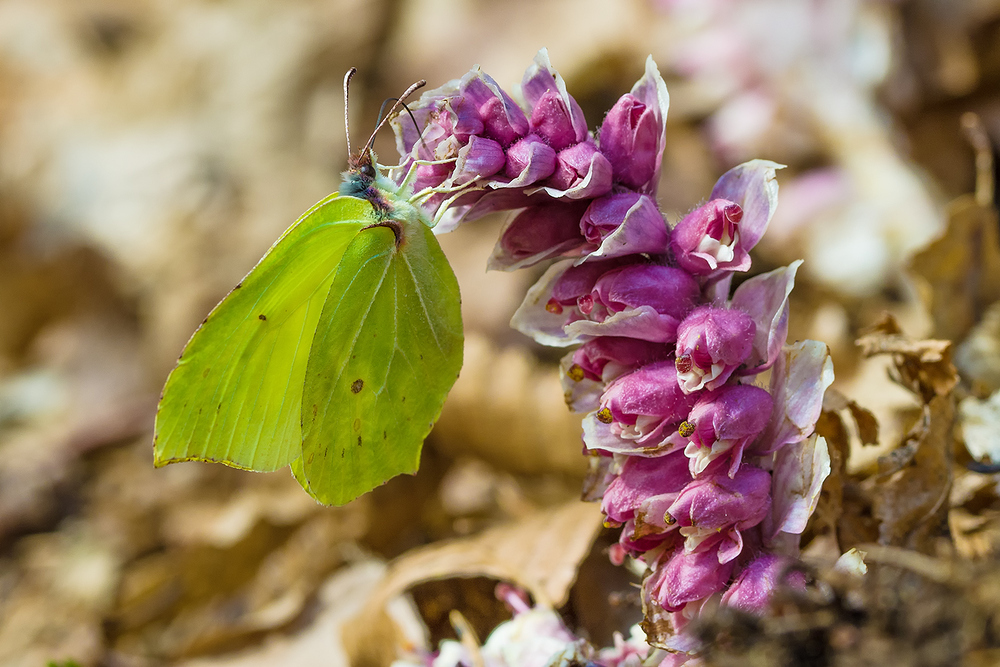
[856,312,959,401]
[344,501,603,667]
[908,193,1000,343]
[872,396,954,553]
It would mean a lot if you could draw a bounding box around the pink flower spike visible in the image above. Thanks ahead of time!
[683,384,773,476]
[675,306,756,393]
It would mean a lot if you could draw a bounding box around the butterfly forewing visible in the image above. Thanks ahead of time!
[299,217,464,505]
[154,195,371,472]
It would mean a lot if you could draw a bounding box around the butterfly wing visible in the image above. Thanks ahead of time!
[154,194,371,472]
[298,218,464,505]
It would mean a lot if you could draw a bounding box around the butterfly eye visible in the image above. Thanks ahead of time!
[359,163,375,180]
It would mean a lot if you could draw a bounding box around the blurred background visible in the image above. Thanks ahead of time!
[2,0,999,665]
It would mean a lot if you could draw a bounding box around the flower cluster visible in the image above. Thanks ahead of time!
[518,160,834,654]
[393,51,835,660]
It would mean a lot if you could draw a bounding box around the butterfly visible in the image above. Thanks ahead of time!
[153,69,464,506]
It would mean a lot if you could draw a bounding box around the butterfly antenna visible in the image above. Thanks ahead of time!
[376,97,428,154]
[344,67,357,159]
[359,79,426,160]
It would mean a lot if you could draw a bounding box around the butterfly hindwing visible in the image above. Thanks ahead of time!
[299,216,464,505]
[153,194,372,472]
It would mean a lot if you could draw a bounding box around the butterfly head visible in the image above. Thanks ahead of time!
[340,148,390,212]
[340,68,426,215]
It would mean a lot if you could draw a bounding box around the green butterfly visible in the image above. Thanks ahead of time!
[153,70,463,506]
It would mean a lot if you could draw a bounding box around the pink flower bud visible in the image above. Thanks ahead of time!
[462,74,529,146]
[666,464,771,562]
[544,141,613,198]
[599,93,661,191]
[683,384,773,476]
[453,135,506,184]
[567,265,698,343]
[580,192,670,259]
[549,257,637,308]
[721,553,805,614]
[675,306,755,393]
[491,200,591,270]
[649,542,736,612]
[584,361,697,455]
[520,49,589,150]
[602,451,691,526]
[504,134,557,185]
[570,337,671,383]
[670,199,747,274]
[529,89,579,150]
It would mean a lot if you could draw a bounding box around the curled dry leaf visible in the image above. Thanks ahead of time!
[856,312,959,402]
[344,500,604,667]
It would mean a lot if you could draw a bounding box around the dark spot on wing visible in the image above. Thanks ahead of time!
[341,449,345,458]
[383,430,387,440]
[312,404,318,418]
[357,436,362,447]
[203,368,211,377]
[351,379,364,394]
[258,314,267,321]
[234,282,242,289]
[401,396,406,403]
